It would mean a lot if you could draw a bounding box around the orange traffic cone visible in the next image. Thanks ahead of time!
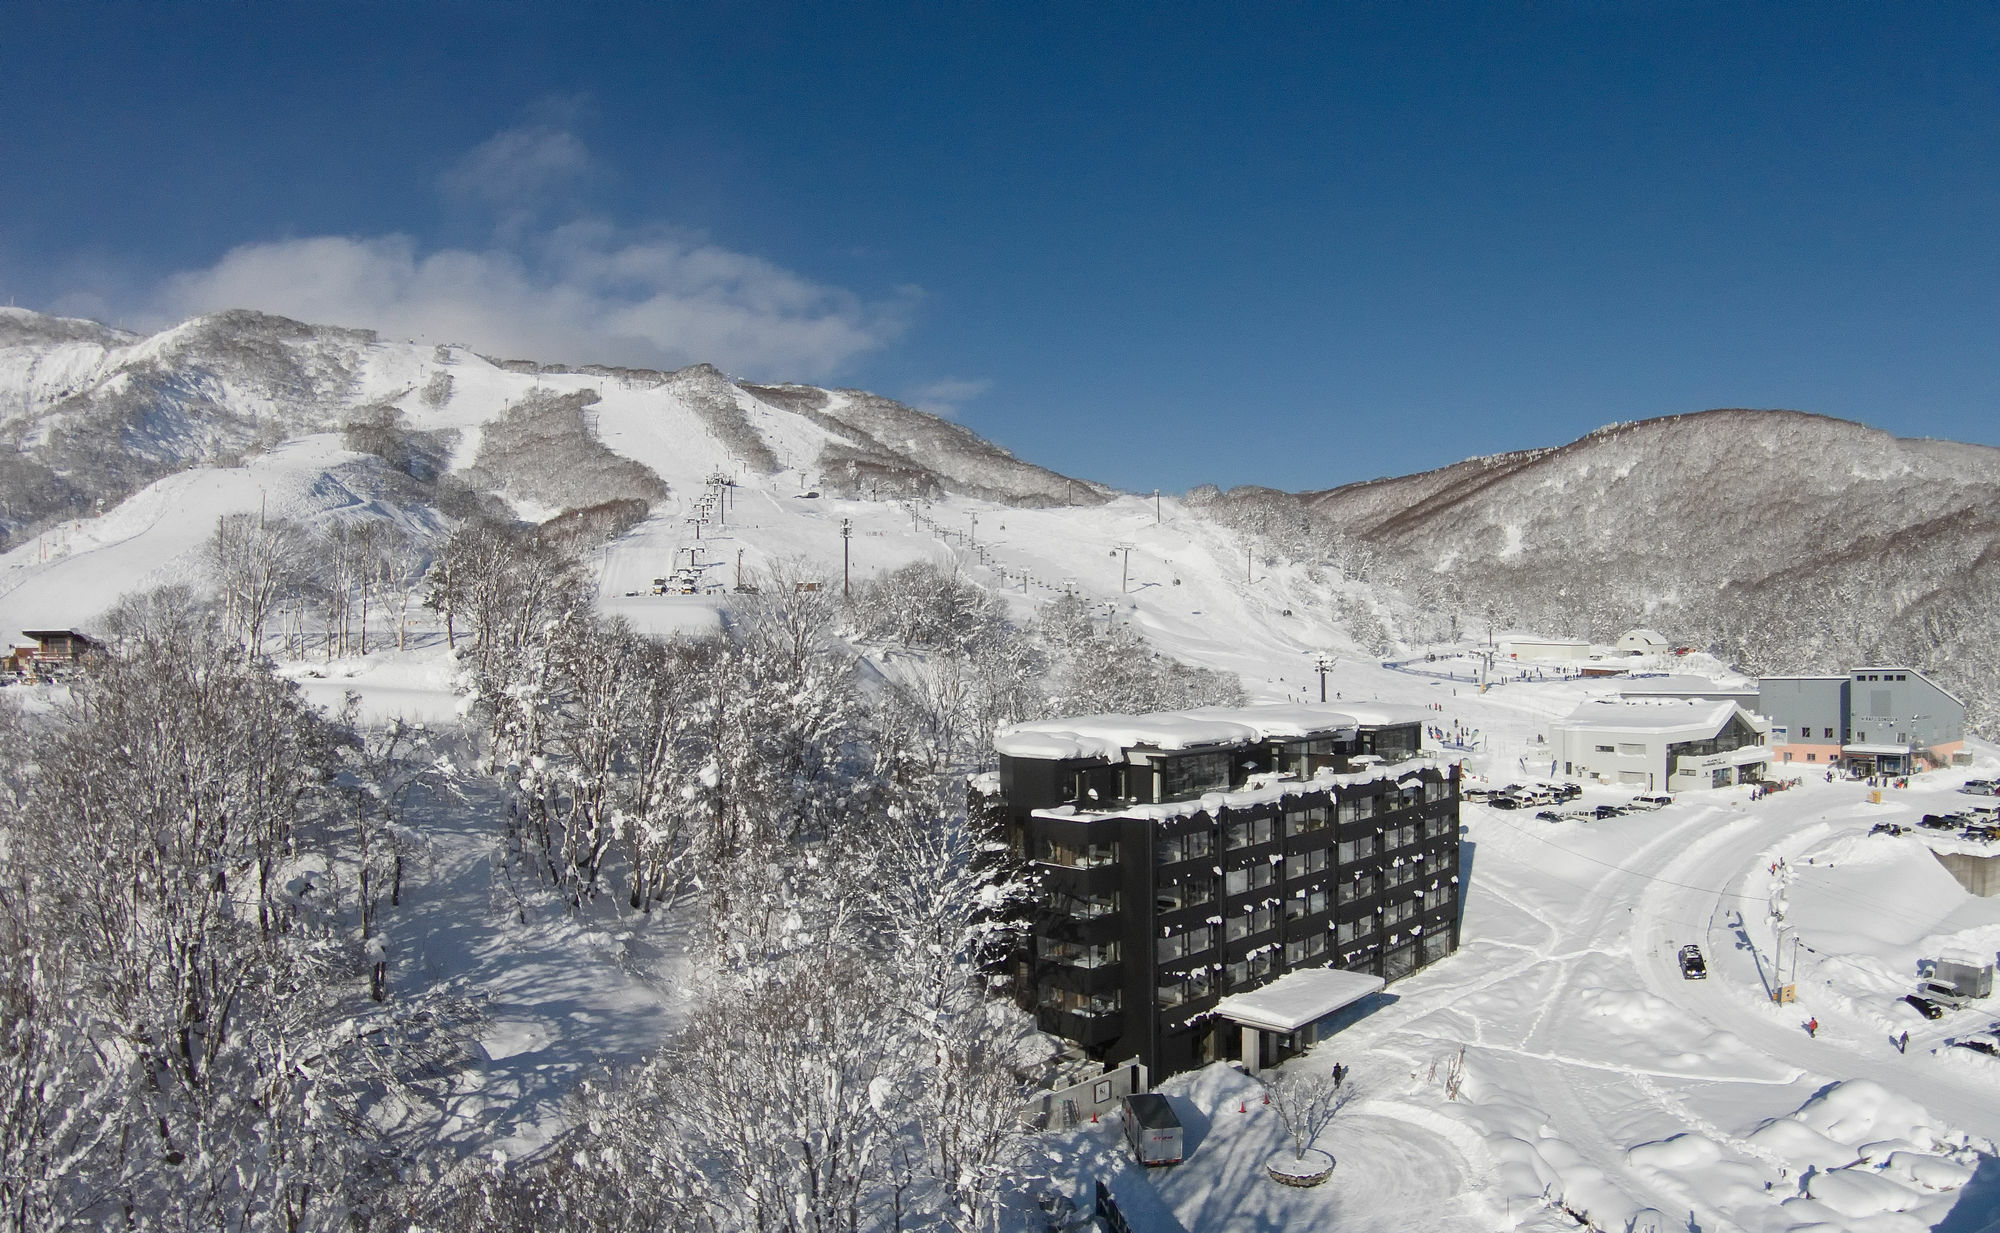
[1090,1111,1098,1124]
[1238,1100,1247,1113]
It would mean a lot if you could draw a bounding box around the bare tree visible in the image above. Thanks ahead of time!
[1260,1065,1354,1163]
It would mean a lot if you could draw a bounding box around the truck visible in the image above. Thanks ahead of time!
[1121,1092,1183,1166]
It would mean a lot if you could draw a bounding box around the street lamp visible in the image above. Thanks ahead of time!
[1313,653,1338,703]
[840,518,853,597]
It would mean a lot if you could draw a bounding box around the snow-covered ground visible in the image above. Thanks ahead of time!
[6,373,2000,1229]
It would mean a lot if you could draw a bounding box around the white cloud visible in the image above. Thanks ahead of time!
[137,125,914,382]
[438,124,593,219]
[905,376,991,418]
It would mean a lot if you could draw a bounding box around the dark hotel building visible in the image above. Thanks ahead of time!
[984,703,1462,1080]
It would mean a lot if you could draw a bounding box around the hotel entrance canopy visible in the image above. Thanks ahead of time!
[1211,967,1386,1034]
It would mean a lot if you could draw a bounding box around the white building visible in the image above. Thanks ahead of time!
[1548,698,1771,792]
[1499,636,1592,662]
[1615,628,1670,655]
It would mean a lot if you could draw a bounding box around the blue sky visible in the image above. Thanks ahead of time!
[4,3,1998,493]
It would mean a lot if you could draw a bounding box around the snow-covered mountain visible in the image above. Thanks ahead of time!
[0,307,1110,551]
[7,307,1996,731]
[1199,408,2000,730]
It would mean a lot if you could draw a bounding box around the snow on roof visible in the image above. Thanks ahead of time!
[1211,967,1386,1033]
[1758,674,1850,682]
[1619,628,1668,641]
[994,703,1367,762]
[1554,697,1756,736]
[1029,754,1445,823]
[1310,702,1429,728]
[1844,742,1913,756]
[1619,675,1757,698]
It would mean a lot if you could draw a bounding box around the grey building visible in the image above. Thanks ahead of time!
[1759,676,1850,768]
[1759,668,1967,773]
[1844,667,1967,773]
[984,703,1461,1080]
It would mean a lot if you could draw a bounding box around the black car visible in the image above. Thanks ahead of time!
[1554,784,1583,802]
[1489,796,1523,810]
[1904,994,1947,1020]
[1919,815,1961,830]
[1594,804,1626,819]
[1950,1034,2000,1057]
[1869,822,1905,837]
[1679,944,1707,980]
[1536,810,1565,822]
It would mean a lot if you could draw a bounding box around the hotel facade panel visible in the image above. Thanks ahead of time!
[986,704,1461,1080]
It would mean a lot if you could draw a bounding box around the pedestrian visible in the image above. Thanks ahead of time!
[1898,1030,1909,1054]
[1806,1017,1818,1038]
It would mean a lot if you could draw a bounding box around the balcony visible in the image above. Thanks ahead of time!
[1038,1007,1127,1048]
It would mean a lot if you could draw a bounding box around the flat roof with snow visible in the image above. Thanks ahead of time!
[1210,967,1386,1033]
[1554,697,1752,735]
[995,702,1397,762]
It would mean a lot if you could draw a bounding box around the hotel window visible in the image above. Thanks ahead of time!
[1285,848,1330,879]
[1225,815,1276,849]
[1285,803,1329,833]
[1338,873,1377,904]
[1285,888,1330,919]
[1156,830,1212,865]
[1337,835,1377,862]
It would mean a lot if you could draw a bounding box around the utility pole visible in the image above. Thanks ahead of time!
[1114,542,1134,592]
[841,518,853,597]
[735,548,744,591]
[1154,489,1161,523]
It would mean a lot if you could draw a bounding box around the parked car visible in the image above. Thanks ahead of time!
[1594,804,1626,820]
[1489,795,1523,810]
[1917,979,1971,1010]
[1869,822,1906,837]
[1904,994,1947,1020]
[1536,810,1565,822]
[1919,814,1962,830]
[1679,944,1707,980]
[1949,1032,2000,1057]
[1961,780,1997,796]
[1631,794,1673,810]
[1554,783,1584,802]
[1963,826,2000,843]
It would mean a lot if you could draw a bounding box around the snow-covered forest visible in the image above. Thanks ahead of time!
[0,509,1249,1230]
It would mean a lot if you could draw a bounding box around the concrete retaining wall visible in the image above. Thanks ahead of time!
[1932,849,2000,897]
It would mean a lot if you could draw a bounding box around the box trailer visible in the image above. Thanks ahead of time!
[1121,1093,1183,1166]
[1928,958,1994,999]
